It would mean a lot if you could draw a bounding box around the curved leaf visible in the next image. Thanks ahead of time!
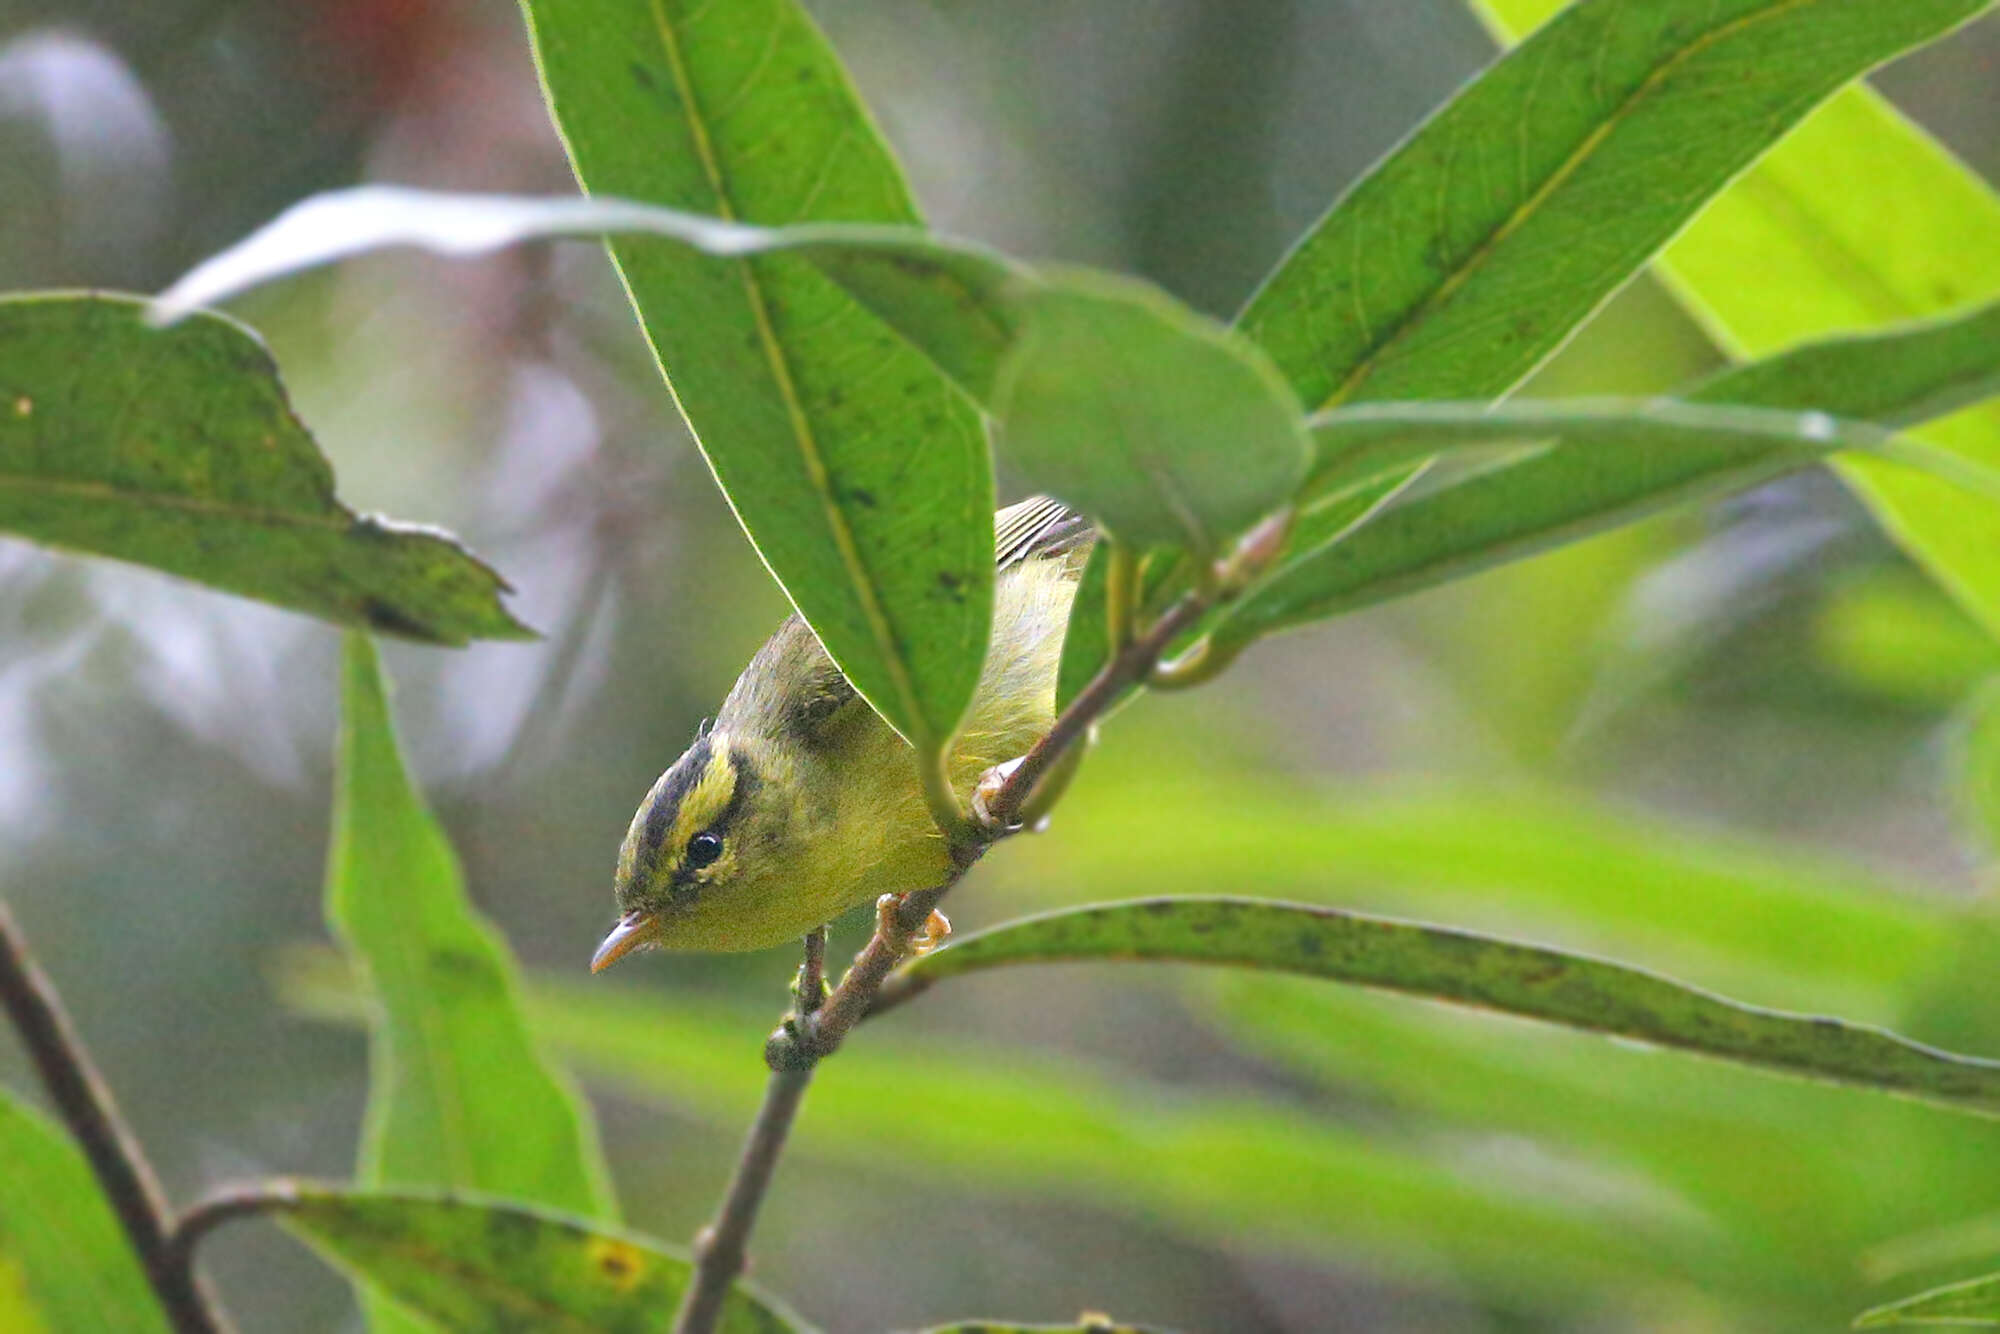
[1475,0,2000,641]
[1239,0,1994,409]
[520,0,989,751]
[1857,1271,2000,1327]
[255,1185,806,1333]
[992,274,1307,553]
[0,1093,171,1334]
[878,897,2000,1117]
[1215,301,2000,645]
[332,637,613,1328]
[0,293,526,645]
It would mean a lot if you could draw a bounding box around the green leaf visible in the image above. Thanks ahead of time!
[519,0,990,751]
[1213,301,2000,646]
[882,896,2000,1117]
[1239,0,1994,411]
[991,274,1307,554]
[0,293,526,645]
[1467,4,2000,640]
[258,1185,807,1333]
[1857,1271,2000,1327]
[332,636,613,1329]
[0,1093,171,1334]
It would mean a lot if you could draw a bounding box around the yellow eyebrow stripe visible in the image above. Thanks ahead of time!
[663,734,738,872]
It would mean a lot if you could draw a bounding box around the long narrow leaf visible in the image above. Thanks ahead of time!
[0,1093,171,1334]
[0,293,526,645]
[519,0,989,752]
[330,636,612,1329]
[1239,0,1993,410]
[879,897,2000,1117]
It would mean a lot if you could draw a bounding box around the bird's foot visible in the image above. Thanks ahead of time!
[971,757,1026,835]
[911,908,952,955]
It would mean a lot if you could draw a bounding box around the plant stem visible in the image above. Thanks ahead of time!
[669,1065,813,1334]
[0,900,232,1334]
[669,512,1292,1334]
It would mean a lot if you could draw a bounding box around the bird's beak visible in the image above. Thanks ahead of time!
[591,911,656,973]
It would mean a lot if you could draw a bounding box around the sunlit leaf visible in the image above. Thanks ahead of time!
[0,1093,170,1334]
[1240,0,1993,410]
[331,636,613,1329]
[254,1185,808,1333]
[879,897,2000,1116]
[1469,0,2000,642]
[1856,1271,2000,1327]
[1817,572,2000,708]
[0,293,526,645]
[519,0,990,751]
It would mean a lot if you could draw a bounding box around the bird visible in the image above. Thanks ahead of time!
[591,496,1093,968]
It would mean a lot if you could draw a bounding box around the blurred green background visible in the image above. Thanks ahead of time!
[4,1,2000,1330]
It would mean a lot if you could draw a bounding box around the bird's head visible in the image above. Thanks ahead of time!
[592,727,792,967]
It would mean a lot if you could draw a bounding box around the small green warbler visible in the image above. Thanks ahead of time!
[592,497,1091,968]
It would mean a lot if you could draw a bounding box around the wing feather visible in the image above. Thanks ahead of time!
[995,495,1092,570]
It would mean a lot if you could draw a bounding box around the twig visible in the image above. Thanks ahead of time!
[668,930,823,1334]
[0,900,232,1334]
[669,511,1292,1334]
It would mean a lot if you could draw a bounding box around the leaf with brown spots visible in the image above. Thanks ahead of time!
[879,897,2000,1118]
[0,293,528,645]
[250,1185,808,1333]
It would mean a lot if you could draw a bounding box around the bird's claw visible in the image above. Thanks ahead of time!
[972,757,1027,834]
[911,908,951,956]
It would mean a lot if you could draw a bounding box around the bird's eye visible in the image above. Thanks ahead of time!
[685,831,724,869]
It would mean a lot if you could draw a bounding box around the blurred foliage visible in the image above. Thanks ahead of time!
[1,2,1999,1333]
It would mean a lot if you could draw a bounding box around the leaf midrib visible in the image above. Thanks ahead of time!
[646,0,935,747]
[1313,0,1822,411]
[0,471,349,533]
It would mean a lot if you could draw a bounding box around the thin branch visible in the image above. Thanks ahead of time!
[669,510,1293,1334]
[669,929,824,1334]
[0,900,232,1334]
